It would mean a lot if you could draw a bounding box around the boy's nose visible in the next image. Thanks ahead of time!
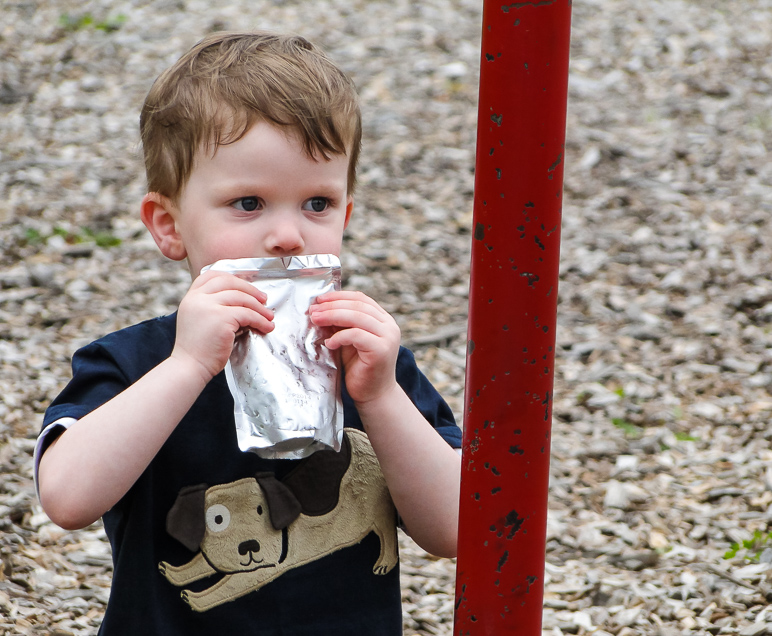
[265,219,304,256]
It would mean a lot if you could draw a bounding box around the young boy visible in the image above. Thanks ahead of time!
[35,31,461,634]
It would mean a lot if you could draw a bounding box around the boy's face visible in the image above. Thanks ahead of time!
[154,121,353,277]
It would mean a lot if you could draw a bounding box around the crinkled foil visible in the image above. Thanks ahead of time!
[204,255,343,459]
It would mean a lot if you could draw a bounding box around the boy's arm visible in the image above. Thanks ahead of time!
[37,272,274,530]
[353,385,461,557]
[310,291,461,558]
[39,356,211,530]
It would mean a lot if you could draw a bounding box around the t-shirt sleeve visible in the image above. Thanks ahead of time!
[41,315,175,436]
[395,347,461,448]
[43,341,132,429]
[341,346,462,448]
[34,341,133,499]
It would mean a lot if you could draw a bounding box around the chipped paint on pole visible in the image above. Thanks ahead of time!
[454,1,571,634]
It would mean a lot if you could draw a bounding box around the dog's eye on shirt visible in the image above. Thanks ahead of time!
[206,504,232,533]
[257,505,263,516]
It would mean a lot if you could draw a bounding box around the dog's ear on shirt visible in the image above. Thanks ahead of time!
[166,484,208,551]
[255,473,302,530]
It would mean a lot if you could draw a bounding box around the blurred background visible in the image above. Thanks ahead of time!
[1,1,771,634]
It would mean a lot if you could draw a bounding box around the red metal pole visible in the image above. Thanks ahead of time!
[454,2,572,634]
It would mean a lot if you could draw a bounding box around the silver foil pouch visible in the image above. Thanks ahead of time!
[204,255,343,459]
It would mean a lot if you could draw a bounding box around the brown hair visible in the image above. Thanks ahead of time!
[139,31,361,200]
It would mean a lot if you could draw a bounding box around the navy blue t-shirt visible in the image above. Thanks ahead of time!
[41,314,461,635]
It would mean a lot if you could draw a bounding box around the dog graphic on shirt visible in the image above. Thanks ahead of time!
[159,428,398,612]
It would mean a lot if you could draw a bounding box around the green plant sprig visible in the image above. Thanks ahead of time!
[724,530,772,562]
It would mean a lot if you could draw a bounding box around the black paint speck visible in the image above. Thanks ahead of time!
[496,550,509,572]
[521,272,540,287]
[504,510,524,539]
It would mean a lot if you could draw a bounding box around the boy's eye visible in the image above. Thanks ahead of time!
[303,197,329,213]
[233,197,261,212]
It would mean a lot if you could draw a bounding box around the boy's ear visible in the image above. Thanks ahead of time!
[344,196,354,230]
[140,192,187,262]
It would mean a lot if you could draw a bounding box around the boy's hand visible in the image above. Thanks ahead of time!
[172,270,275,382]
[309,291,400,405]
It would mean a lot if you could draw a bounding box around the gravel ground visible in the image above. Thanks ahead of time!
[1,0,772,634]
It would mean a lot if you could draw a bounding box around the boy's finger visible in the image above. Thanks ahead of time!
[195,271,269,303]
[310,299,388,322]
[323,327,380,352]
[210,289,274,320]
[232,307,276,334]
[314,290,384,311]
[184,285,274,322]
[310,307,391,335]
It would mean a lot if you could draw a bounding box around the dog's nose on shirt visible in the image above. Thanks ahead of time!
[239,540,261,555]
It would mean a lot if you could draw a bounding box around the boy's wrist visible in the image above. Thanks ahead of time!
[353,381,402,421]
[167,349,217,392]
